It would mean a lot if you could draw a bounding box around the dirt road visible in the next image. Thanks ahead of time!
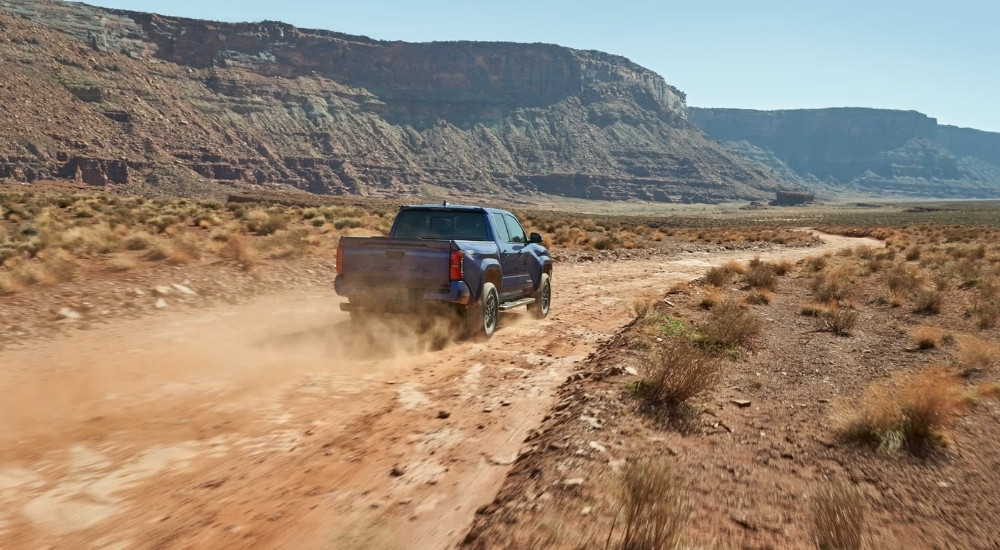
[0,233,879,549]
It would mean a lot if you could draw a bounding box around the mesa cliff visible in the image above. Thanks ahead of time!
[689,107,1000,198]
[0,0,792,202]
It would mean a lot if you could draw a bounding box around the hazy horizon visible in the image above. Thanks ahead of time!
[76,0,1000,133]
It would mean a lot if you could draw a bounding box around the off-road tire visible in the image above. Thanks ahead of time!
[528,273,551,319]
[464,282,499,338]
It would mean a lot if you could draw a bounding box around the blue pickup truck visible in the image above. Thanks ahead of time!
[334,203,552,338]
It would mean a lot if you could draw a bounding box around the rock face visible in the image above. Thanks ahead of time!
[689,107,1000,198]
[0,0,795,202]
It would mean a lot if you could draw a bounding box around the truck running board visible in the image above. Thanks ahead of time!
[499,297,535,310]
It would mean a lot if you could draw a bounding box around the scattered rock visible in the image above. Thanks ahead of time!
[268,513,282,521]
[561,478,584,488]
[152,285,172,296]
[579,415,603,429]
[437,410,451,419]
[624,366,638,376]
[390,465,406,477]
[500,400,511,407]
[588,441,607,453]
[171,283,197,296]
[56,307,81,320]
[732,399,752,408]
[155,298,168,309]
[581,506,592,515]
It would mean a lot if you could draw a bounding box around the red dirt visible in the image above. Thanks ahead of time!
[0,233,875,549]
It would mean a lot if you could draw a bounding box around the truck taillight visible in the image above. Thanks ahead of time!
[336,245,344,275]
[449,250,465,281]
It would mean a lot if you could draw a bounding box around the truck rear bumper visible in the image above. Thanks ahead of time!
[336,277,472,310]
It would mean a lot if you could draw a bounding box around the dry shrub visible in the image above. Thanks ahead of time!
[746,289,773,305]
[147,233,202,265]
[223,234,259,271]
[635,338,721,406]
[259,229,311,259]
[836,366,966,453]
[0,271,23,294]
[773,259,794,276]
[911,326,950,350]
[801,301,835,317]
[884,263,920,296]
[972,280,999,328]
[913,288,943,314]
[815,306,859,335]
[54,223,120,256]
[744,258,777,290]
[905,245,922,261]
[122,230,156,251]
[8,258,56,286]
[807,255,827,272]
[702,265,733,287]
[632,290,660,318]
[810,481,868,550]
[244,208,288,236]
[954,336,1000,374]
[812,269,852,302]
[616,458,689,550]
[108,253,138,272]
[39,248,77,282]
[698,299,763,350]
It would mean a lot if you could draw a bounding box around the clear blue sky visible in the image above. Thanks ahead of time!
[82,0,1000,132]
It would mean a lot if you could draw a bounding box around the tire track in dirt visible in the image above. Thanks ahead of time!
[0,232,880,549]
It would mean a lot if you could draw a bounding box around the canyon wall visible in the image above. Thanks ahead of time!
[0,0,786,202]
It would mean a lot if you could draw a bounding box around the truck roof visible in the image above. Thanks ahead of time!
[400,203,510,215]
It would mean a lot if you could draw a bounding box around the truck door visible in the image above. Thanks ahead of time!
[491,213,526,298]
[493,213,532,297]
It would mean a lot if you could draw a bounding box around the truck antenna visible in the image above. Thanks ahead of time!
[442,200,449,207]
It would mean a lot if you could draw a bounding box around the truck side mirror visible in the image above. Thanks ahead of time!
[528,232,543,244]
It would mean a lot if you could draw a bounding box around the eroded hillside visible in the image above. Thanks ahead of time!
[0,0,796,202]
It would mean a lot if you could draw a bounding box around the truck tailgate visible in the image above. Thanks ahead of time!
[339,237,453,290]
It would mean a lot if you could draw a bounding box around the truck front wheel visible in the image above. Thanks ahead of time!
[464,282,499,338]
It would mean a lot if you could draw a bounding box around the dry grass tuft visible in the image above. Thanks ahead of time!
[743,257,777,290]
[632,290,660,318]
[810,481,868,550]
[702,264,736,288]
[616,458,689,550]
[812,268,852,302]
[108,253,138,272]
[815,306,859,335]
[954,336,1000,374]
[698,299,763,350]
[913,288,943,314]
[836,366,967,453]
[911,326,950,350]
[635,338,721,407]
[222,234,259,271]
[745,289,773,305]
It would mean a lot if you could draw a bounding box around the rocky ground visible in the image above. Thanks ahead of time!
[462,242,1000,549]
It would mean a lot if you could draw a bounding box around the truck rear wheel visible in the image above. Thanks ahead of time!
[528,273,551,319]
[464,282,499,338]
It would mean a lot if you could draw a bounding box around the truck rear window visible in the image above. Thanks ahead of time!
[392,210,490,241]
